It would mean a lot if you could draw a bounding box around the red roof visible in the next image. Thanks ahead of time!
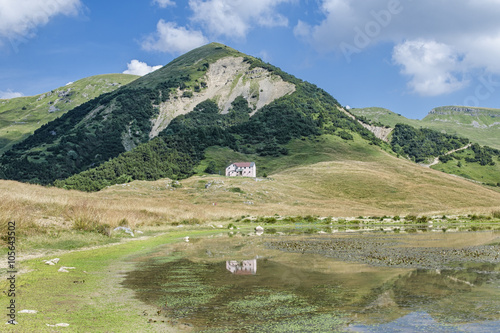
[233,162,254,167]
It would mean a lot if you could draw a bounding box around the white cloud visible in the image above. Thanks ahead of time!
[142,20,208,54]
[0,0,81,42]
[123,60,162,76]
[297,0,500,95]
[0,89,23,99]
[189,0,291,39]
[153,0,175,8]
[393,40,467,96]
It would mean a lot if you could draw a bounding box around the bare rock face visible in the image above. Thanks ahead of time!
[149,57,296,138]
[340,107,393,142]
[360,123,393,142]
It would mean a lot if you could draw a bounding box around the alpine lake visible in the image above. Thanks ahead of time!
[122,223,500,332]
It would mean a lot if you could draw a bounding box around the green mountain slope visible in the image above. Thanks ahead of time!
[352,106,500,149]
[0,43,383,190]
[351,107,500,186]
[0,74,139,154]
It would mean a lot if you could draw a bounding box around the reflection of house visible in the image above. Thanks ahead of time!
[226,259,257,275]
[225,162,256,177]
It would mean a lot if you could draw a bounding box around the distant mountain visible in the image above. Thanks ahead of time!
[351,106,500,186]
[0,74,139,154]
[351,106,500,149]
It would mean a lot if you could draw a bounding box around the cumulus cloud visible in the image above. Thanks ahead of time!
[142,20,208,54]
[189,0,291,39]
[0,0,81,44]
[153,0,175,8]
[393,40,467,96]
[0,89,24,99]
[297,0,500,95]
[123,60,162,76]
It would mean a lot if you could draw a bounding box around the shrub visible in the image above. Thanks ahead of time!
[303,215,318,223]
[417,216,429,224]
[182,91,193,98]
[73,217,110,236]
[338,131,353,141]
[180,218,200,225]
[256,216,277,224]
[118,218,129,227]
[405,215,417,222]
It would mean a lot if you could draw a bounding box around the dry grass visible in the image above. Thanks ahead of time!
[1,149,499,245]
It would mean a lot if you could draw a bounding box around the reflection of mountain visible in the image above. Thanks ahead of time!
[350,311,500,332]
[123,252,500,331]
[226,259,257,275]
[357,263,500,326]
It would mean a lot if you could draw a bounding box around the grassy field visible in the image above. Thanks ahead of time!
[0,74,138,154]
[1,229,223,332]
[1,147,500,331]
[1,134,499,256]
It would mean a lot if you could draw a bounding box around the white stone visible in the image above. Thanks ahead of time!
[18,310,37,314]
[46,323,70,327]
[58,267,76,273]
[44,258,60,265]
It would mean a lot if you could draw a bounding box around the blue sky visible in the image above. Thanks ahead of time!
[1,0,500,119]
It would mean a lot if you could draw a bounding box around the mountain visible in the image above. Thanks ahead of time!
[0,43,383,189]
[351,106,500,149]
[0,74,139,154]
[1,43,499,194]
[351,107,500,186]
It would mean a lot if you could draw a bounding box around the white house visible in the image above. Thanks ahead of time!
[226,259,257,275]
[225,162,256,177]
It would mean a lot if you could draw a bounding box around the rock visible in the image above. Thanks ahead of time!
[48,105,59,113]
[44,258,60,265]
[113,226,134,237]
[255,226,264,232]
[58,267,76,273]
[18,310,37,314]
[183,236,190,242]
[46,323,70,327]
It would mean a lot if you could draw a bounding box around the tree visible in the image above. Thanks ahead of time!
[205,161,217,174]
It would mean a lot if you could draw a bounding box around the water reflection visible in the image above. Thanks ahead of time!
[226,259,257,275]
[350,311,500,332]
[122,233,500,332]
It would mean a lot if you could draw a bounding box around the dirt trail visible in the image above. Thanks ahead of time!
[0,233,165,271]
[424,143,472,168]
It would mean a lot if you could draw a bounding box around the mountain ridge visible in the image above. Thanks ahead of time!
[0,73,139,154]
[351,106,500,149]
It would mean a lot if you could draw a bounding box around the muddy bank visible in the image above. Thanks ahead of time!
[266,232,500,270]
